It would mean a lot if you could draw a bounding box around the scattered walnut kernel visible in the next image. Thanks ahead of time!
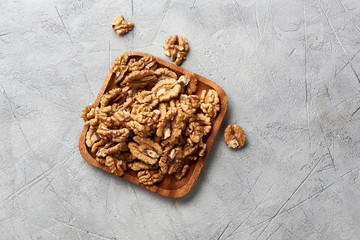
[163,35,189,65]
[81,54,222,185]
[111,15,134,35]
[224,125,246,149]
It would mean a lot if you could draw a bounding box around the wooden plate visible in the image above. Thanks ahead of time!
[78,51,228,198]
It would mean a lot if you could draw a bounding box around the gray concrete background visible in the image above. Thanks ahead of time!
[1,0,360,239]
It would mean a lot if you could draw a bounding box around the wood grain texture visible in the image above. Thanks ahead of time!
[78,51,228,198]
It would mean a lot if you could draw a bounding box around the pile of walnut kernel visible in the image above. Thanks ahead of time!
[81,54,221,185]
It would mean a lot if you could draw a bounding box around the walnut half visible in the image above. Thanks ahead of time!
[111,15,134,35]
[224,125,246,149]
[163,35,189,65]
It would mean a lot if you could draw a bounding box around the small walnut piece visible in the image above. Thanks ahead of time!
[81,103,96,126]
[96,128,130,142]
[128,161,154,171]
[113,55,129,83]
[224,125,246,149]
[163,35,189,65]
[128,136,163,165]
[175,164,189,180]
[200,89,220,118]
[179,94,200,115]
[159,147,183,174]
[121,69,157,88]
[85,126,100,147]
[137,170,163,185]
[155,68,177,80]
[151,79,181,102]
[100,88,124,107]
[111,15,134,35]
[128,56,157,71]
[186,73,198,95]
[105,156,126,176]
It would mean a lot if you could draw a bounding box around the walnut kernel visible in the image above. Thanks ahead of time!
[111,15,134,35]
[163,35,189,65]
[224,125,246,149]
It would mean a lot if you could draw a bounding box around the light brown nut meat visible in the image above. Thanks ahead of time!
[81,103,96,125]
[176,36,189,65]
[91,139,107,153]
[113,55,129,83]
[198,142,207,157]
[96,108,114,128]
[179,94,200,115]
[123,152,137,162]
[160,109,190,147]
[132,110,160,126]
[111,15,134,35]
[155,68,177,80]
[100,88,124,107]
[128,111,160,138]
[134,90,159,110]
[120,69,156,88]
[200,89,220,118]
[177,74,189,93]
[163,35,189,66]
[112,110,132,126]
[186,73,198,95]
[96,128,130,142]
[128,56,157,71]
[105,142,129,155]
[195,113,212,126]
[183,143,200,158]
[126,121,154,137]
[128,136,163,165]
[111,152,137,163]
[175,164,189,180]
[85,126,100,148]
[96,141,128,157]
[95,157,106,164]
[128,161,155,171]
[159,147,183,174]
[137,170,163,185]
[151,78,181,102]
[96,143,112,157]
[224,125,246,149]
[156,104,177,138]
[105,156,125,177]
[186,122,205,146]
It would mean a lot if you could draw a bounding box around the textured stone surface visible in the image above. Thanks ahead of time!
[1,0,360,239]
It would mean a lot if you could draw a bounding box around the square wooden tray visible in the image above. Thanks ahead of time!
[79,51,228,198]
